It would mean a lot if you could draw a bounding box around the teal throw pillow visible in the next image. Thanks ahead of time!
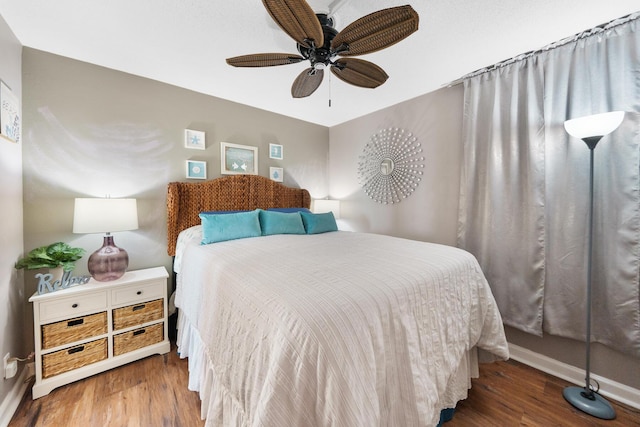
[199,209,261,244]
[259,209,306,235]
[300,211,338,234]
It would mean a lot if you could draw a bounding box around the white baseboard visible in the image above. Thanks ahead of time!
[508,343,640,410]
[0,368,29,427]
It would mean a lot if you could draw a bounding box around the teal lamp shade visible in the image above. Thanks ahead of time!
[73,198,138,282]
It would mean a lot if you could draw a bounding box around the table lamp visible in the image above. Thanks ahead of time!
[73,198,138,282]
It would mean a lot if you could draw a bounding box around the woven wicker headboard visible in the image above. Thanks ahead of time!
[167,175,311,256]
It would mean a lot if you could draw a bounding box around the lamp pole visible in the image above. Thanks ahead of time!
[562,111,625,420]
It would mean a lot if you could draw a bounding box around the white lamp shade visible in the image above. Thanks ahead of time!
[313,199,341,219]
[73,198,139,234]
[564,111,625,139]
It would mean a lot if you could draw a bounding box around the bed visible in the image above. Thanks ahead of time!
[168,175,509,427]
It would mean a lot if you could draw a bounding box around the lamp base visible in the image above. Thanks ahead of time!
[563,386,616,420]
[88,235,129,282]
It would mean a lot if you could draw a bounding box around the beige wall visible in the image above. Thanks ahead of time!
[329,86,463,246]
[21,48,329,276]
[0,13,23,411]
[20,48,329,346]
[328,84,639,390]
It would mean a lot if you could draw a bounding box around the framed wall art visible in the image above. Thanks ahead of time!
[221,142,258,175]
[186,160,207,180]
[0,80,20,143]
[269,143,283,160]
[185,129,206,150]
[270,167,283,182]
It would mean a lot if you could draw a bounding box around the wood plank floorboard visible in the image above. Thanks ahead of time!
[9,347,640,426]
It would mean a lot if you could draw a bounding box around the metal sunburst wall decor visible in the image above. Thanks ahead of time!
[357,128,424,204]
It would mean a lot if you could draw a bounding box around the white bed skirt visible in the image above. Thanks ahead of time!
[176,310,481,427]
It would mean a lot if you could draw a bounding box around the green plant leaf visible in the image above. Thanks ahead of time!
[15,242,85,270]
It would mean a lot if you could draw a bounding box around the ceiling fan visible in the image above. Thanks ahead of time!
[226,0,419,98]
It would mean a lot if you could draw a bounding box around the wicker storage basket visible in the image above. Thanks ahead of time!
[113,323,164,356]
[113,299,163,330]
[42,338,108,378]
[41,312,107,350]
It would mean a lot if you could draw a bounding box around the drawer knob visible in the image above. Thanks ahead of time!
[72,303,78,308]
[133,329,146,336]
[136,291,142,295]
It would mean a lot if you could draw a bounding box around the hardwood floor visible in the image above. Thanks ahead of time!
[9,344,204,427]
[9,347,640,426]
[448,359,640,427]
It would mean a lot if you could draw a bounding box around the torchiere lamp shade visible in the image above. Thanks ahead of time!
[564,111,625,140]
[73,198,138,282]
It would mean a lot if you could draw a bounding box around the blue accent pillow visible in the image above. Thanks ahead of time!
[300,211,338,234]
[267,207,312,214]
[259,209,306,236]
[199,210,261,244]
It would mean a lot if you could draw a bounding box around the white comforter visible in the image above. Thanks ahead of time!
[175,230,508,427]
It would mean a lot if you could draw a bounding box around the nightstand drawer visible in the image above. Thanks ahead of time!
[42,338,108,379]
[42,312,107,350]
[111,281,164,306]
[112,299,164,330]
[39,292,108,323]
[113,323,164,356]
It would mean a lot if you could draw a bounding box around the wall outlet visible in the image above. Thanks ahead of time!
[3,353,18,379]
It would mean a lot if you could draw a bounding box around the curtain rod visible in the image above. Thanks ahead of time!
[445,10,640,88]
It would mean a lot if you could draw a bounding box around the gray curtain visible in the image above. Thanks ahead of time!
[458,14,640,357]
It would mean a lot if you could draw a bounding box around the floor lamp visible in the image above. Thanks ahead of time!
[563,110,625,420]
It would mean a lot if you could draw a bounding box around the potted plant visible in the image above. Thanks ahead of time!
[15,242,85,279]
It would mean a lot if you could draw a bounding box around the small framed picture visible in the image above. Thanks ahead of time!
[270,167,283,182]
[185,129,206,150]
[221,142,258,175]
[186,160,207,179]
[1,81,20,143]
[269,143,283,160]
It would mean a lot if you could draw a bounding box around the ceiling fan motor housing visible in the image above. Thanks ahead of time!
[297,14,342,69]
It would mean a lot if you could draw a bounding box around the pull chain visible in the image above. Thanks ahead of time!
[328,69,332,107]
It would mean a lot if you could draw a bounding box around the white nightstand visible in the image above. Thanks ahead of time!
[29,267,171,399]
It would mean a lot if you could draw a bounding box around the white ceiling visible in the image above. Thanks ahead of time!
[1,0,638,126]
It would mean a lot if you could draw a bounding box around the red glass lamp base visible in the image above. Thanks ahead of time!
[88,235,129,282]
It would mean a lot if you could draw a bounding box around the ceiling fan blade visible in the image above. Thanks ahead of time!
[291,68,324,98]
[331,58,388,88]
[331,5,419,56]
[226,53,305,67]
[262,0,324,49]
